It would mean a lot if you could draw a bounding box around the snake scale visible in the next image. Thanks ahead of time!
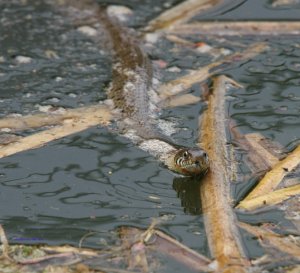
[97,7,209,177]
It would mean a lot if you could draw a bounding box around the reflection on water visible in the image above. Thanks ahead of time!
[173,177,202,215]
[194,0,300,20]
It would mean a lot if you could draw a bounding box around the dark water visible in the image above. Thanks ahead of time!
[0,0,300,271]
[195,0,300,20]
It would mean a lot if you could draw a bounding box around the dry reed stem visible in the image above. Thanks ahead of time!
[0,105,111,159]
[159,42,268,99]
[169,21,300,36]
[272,0,300,7]
[242,145,300,201]
[0,225,9,258]
[17,252,80,265]
[147,0,222,31]
[41,245,101,257]
[162,94,200,108]
[199,75,248,272]
[237,184,300,210]
[119,226,212,272]
[0,105,109,131]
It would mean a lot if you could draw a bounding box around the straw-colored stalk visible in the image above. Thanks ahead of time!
[237,184,300,210]
[169,21,300,36]
[199,75,248,272]
[159,42,268,100]
[0,105,109,131]
[147,0,222,31]
[0,105,111,159]
[242,145,300,202]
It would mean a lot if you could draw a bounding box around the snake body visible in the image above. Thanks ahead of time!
[98,8,209,176]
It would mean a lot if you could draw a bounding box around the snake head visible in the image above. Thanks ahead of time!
[173,148,209,177]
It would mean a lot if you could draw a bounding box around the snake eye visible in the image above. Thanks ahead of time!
[183,151,189,158]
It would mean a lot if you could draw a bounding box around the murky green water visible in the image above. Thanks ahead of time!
[0,0,300,272]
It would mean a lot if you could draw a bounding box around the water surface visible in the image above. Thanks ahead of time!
[0,0,299,271]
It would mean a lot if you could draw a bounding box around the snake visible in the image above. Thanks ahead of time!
[97,7,209,177]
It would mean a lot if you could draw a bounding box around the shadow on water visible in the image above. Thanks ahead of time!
[173,176,203,215]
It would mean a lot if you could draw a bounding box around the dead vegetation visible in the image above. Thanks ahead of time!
[0,0,300,272]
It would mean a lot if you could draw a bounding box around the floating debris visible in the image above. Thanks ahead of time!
[44,50,59,59]
[77,26,97,37]
[107,5,133,22]
[15,55,32,64]
[271,0,300,7]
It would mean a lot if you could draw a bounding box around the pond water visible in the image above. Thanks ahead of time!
[0,0,300,272]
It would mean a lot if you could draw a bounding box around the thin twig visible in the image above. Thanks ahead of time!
[78,231,98,248]
[168,21,300,36]
[147,0,222,32]
[119,226,212,272]
[17,252,80,265]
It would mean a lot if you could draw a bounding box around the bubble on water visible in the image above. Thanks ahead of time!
[277,105,288,111]
[148,195,160,200]
[107,5,133,22]
[98,238,108,246]
[36,105,52,112]
[47,97,60,103]
[55,76,63,82]
[24,92,32,98]
[68,93,77,98]
[15,55,32,64]
[167,66,181,73]
[19,184,30,189]
[77,26,97,37]
[35,104,65,113]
